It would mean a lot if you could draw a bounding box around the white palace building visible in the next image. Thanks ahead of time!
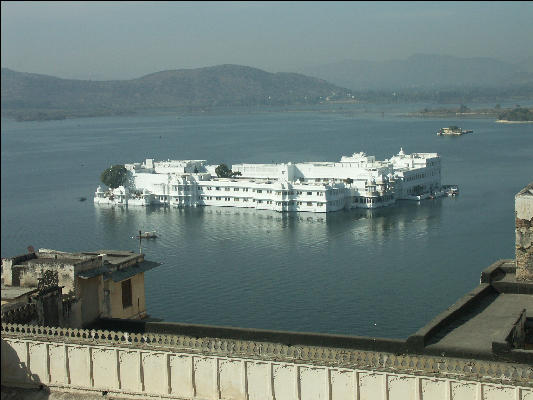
[94,149,444,213]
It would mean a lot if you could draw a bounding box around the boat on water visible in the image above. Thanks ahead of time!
[136,231,158,239]
[442,185,459,196]
[437,126,473,136]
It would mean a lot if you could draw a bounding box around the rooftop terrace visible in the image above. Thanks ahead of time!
[407,260,532,363]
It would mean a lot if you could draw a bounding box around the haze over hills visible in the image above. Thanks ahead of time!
[1,65,352,120]
[3,56,533,122]
[298,54,533,91]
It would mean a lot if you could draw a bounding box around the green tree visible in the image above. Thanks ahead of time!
[458,104,470,113]
[215,164,232,178]
[498,107,533,121]
[100,165,129,189]
[215,164,242,178]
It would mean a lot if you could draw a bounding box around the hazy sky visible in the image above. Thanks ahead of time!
[2,1,532,80]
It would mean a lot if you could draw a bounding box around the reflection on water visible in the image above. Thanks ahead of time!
[93,200,443,337]
[94,199,443,249]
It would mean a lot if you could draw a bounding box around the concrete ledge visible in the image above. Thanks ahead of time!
[479,259,533,293]
[503,348,533,365]
[94,318,408,354]
[480,259,511,283]
[492,309,533,364]
[492,308,526,352]
[406,283,494,350]
[492,281,533,294]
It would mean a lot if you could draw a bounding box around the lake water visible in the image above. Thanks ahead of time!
[2,105,532,338]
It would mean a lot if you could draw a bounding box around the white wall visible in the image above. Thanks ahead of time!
[110,151,443,213]
[2,325,531,399]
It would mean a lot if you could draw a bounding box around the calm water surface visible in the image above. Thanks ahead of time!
[2,106,532,338]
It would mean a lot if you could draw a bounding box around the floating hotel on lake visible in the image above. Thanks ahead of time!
[94,149,446,213]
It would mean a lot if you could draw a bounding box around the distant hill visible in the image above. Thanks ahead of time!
[1,65,352,120]
[298,54,533,91]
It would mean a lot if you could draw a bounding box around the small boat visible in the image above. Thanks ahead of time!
[136,231,158,239]
[442,185,459,196]
[437,126,473,136]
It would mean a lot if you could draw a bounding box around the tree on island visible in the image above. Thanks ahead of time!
[498,107,533,122]
[100,165,129,188]
[215,164,241,178]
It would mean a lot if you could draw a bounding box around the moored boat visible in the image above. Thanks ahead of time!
[437,126,473,136]
[136,231,158,239]
[442,185,459,196]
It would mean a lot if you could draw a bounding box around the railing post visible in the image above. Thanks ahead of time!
[115,348,121,390]
[63,344,70,385]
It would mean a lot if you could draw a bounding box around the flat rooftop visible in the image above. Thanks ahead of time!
[81,250,140,266]
[409,260,533,361]
[5,249,143,270]
[424,291,532,354]
[20,257,89,266]
[1,286,38,300]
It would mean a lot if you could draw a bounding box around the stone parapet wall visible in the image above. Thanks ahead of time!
[2,323,532,399]
[73,257,102,274]
[12,262,75,294]
[516,183,533,281]
[1,253,37,285]
[516,217,533,280]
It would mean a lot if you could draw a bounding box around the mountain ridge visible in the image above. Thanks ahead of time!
[298,54,533,91]
[1,65,352,115]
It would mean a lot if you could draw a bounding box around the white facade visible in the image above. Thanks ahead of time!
[94,149,444,213]
[3,328,531,400]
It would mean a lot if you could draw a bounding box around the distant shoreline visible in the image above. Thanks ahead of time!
[405,112,496,119]
[495,119,533,124]
[4,104,533,123]
[406,106,533,123]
